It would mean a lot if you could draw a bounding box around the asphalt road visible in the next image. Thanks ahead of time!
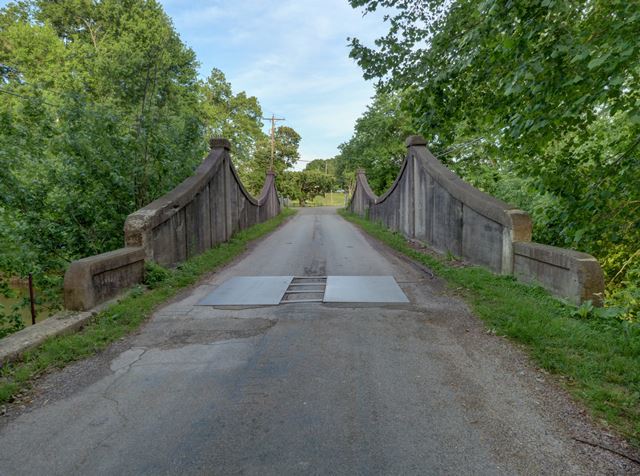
[0,208,634,475]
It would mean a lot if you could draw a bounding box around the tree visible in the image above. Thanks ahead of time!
[304,158,342,191]
[304,158,334,175]
[347,0,640,187]
[347,0,640,316]
[280,170,334,206]
[199,68,264,171]
[0,0,205,326]
[334,89,413,194]
[0,0,204,238]
[243,125,301,195]
[349,1,639,149]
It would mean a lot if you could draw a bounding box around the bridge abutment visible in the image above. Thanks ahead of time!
[348,135,604,305]
[63,139,281,310]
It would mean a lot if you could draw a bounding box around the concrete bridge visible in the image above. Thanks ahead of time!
[64,135,603,311]
[349,136,603,305]
[0,137,625,475]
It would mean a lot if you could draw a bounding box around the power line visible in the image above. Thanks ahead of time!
[261,114,285,171]
[435,137,485,158]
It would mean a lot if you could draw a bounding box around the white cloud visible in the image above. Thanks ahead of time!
[159,0,390,161]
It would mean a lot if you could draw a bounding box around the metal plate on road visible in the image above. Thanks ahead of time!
[323,276,409,303]
[197,276,293,306]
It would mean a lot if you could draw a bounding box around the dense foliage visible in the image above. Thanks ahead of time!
[238,127,336,207]
[241,125,302,194]
[199,68,264,172]
[281,169,334,206]
[335,90,413,194]
[0,0,285,332]
[344,0,639,318]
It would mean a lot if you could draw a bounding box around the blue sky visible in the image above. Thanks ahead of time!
[157,0,387,168]
[0,0,388,168]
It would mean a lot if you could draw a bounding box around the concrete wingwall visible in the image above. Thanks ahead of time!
[64,139,281,311]
[348,135,604,305]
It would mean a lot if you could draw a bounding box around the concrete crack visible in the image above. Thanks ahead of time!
[101,347,149,397]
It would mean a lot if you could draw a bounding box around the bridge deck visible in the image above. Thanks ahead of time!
[0,207,621,474]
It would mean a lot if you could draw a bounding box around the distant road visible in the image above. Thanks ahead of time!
[0,208,629,475]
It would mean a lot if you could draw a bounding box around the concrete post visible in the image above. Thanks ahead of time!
[210,138,231,151]
[406,136,427,240]
[353,169,368,216]
[405,135,427,148]
[210,138,231,240]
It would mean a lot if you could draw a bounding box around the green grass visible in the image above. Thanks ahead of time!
[311,192,347,207]
[339,209,640,447]
[289,192,347,208]
[0,208,296,404]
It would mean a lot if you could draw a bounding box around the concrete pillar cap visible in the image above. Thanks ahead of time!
[405,135,427,147]
[209,138,231,150]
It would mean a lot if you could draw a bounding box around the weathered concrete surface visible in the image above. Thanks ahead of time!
[349,135,604,304]
[0,311,93,365]
[349,136,531,274]
[124,138,280,267]
[63,138,280,311]
[63,247,145,311]
[514,241,605,305]
[0,298,117,365]
[0,208,635,475]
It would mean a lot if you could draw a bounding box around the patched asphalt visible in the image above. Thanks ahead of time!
[0,207,637,475]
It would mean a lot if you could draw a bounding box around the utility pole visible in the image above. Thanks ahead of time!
[261,114,285,171]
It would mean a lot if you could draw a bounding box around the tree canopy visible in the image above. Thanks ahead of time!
[241,125,302,195]
[0,0,301,333]
[346,0,639,318]
[334,89,413,194]
[200,68,264,170]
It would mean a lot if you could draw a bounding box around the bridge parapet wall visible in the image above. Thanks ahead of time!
[348,135,604,305]
[64,139,280,310]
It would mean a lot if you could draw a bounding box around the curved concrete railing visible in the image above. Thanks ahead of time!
[64,139,280,310]
[349,135,604,305]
